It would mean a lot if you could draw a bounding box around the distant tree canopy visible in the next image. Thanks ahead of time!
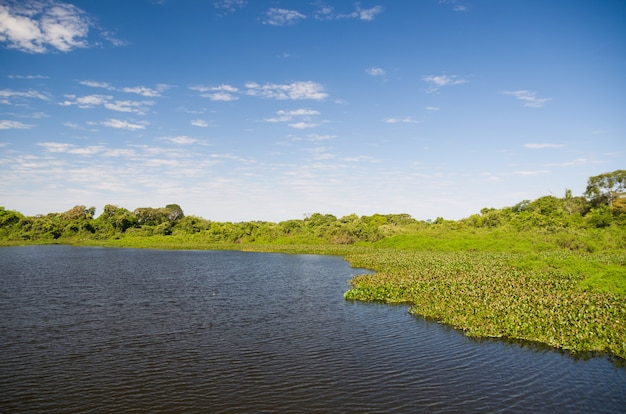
[585,170,626,208]
[0,171,624,243]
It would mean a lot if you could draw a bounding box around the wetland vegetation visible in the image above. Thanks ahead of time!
[1,170,625,359]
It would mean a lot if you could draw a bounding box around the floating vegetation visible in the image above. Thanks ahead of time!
[343,250,626,360]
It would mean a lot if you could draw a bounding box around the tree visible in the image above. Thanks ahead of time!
[64,205,95,220]
[165,204,184,221]
[585,170,626,208]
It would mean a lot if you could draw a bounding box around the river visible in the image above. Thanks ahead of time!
[1,245,624,413]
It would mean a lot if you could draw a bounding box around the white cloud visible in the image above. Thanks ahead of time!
[0,0,91,53]
[356,5,383,21]
[81,80,166,97]
[524,143,563,149]
[189,84,239,93]
[191,119,209,127]
[503,90,551,108]
[425,106,440,111]
[366,67,386,77]
[262,8,306,26]
[79,80,115,90]
[0,88,49,104]
[305,134,334,142]
[283,109,319,116]
[422,74,467,92]
[205,92,239,101]
[264,109,320,126]
[314,4,383,21]
[342,155,378,162]
[513,170,551,176]
[383,117,419,124]
[8,74,48,79]
[160,136,200,145]
[439,0,468,12]
[305,146,335,160]
[0,119,34,129]
[104,99,154,114]
[246,81,327,100]
[60,94,153,114]
[289,122,318,129]
[37,141,104,155]
[549,158,593,167]
[60,94,110,107]
[121,86,161,97]
[191,84,239,101]
[100,118,148,130]
[214,0,247,12]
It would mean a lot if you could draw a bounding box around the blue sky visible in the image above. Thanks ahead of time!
[1,0,625,222]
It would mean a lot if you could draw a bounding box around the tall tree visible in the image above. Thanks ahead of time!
[585,170,626,207]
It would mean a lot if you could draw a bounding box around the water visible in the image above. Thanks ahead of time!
[1,245,624,413]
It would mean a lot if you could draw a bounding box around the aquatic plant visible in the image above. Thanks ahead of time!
[343,250,626,359]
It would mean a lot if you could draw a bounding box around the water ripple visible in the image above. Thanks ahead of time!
[1,246,625,413]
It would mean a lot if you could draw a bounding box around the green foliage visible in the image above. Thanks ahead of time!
[344,250,626,358]
[585,169,626,208]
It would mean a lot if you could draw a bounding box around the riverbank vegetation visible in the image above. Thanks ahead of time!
[1,170,625,359]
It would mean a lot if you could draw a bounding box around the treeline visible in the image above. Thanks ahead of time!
[1,170,624,244]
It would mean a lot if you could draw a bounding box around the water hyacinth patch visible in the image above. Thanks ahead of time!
[343,250,626,359]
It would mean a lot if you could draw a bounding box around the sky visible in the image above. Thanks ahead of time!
[1,0,625,222]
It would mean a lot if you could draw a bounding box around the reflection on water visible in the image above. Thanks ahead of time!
[1,245,625,413]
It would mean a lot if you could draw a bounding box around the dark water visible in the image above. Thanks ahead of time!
[0,246,624,413]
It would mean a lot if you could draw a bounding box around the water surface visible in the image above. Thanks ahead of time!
[1,246,624,413]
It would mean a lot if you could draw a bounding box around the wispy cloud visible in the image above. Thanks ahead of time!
[191,119,209,127]
[8,74,49,79]
[0,88,49,104]
[513,170,551,176]
[366,67,386,77]
[524,143,563,149]
[80,80,114,90]
[100,118,148,130]
[190,84,239,101]
[121,86,162,97]
[160,136,202,145]
[548,158,596,167]
[356,5,384,21]
[0,120,34,129]
[80,80,166,97]
[314,4,384,21]
[289,122,319,129]
[60,94,154,115]
[246,81,327,100]
[262,8,306,26]
[213,0,247,12]
[342,155,378,162]
[38,141,104,155]
[383,116,419,124]
[503,90,550,108]
[0,0,117,53]
[264,109,321,129]
[264,109,320,122]
[422,74,467,93]
[439,0,468,12]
